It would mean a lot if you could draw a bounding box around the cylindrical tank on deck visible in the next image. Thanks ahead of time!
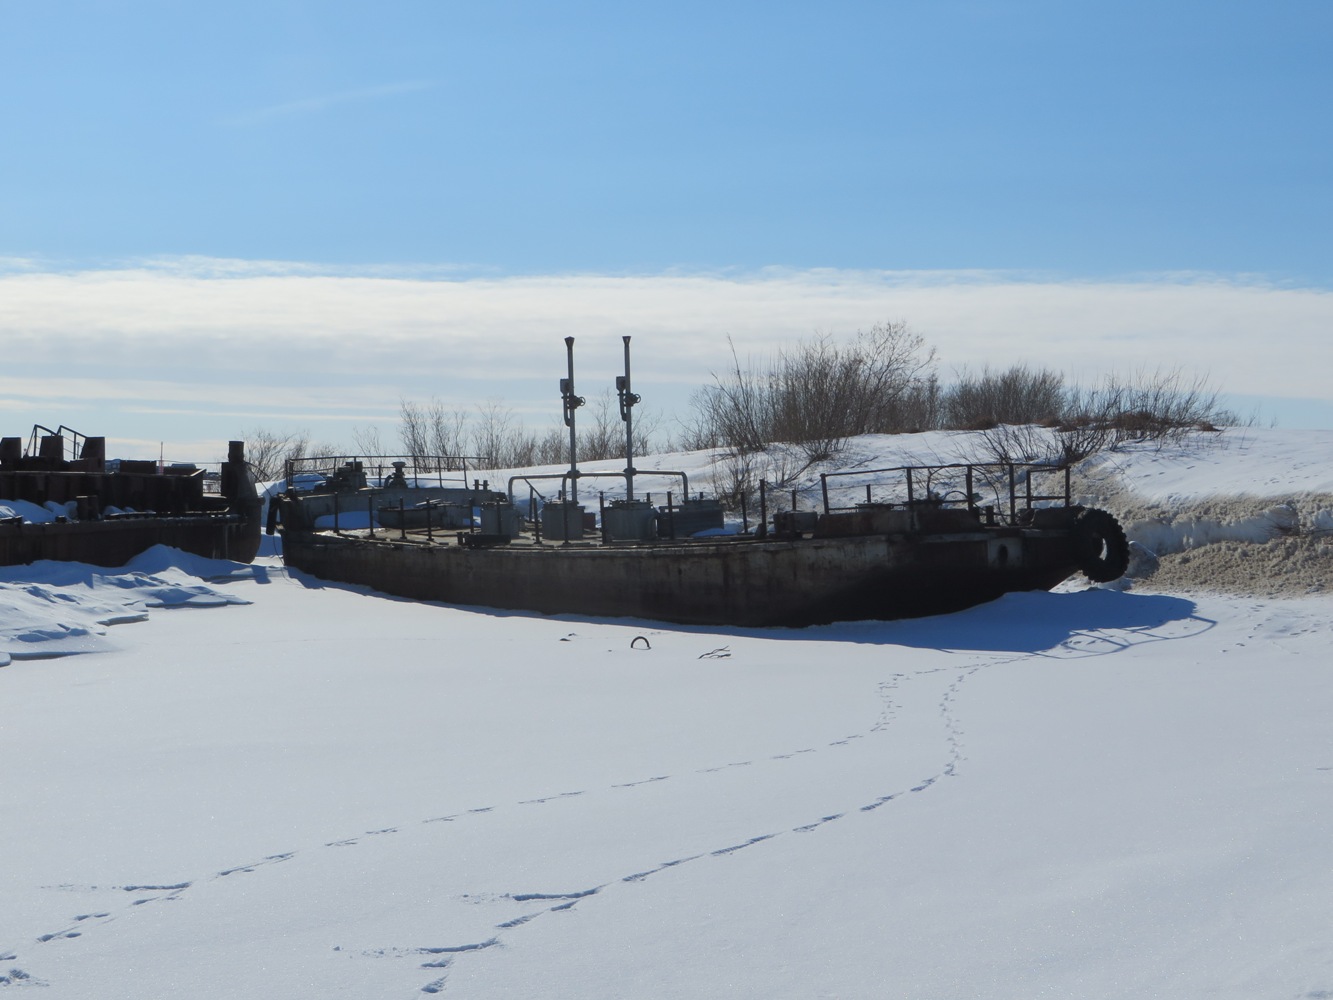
[541,501,586,540]
[479,502,520,537]
[602,499,656,541]
[656,498,724,538]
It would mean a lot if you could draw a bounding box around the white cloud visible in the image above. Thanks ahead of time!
[2,261,1330,457]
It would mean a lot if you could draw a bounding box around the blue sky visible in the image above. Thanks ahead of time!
[2,1,1331,457]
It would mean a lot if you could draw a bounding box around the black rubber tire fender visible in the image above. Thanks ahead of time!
[1073,507,1130,582]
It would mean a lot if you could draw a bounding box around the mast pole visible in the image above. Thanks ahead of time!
[617,335,640,501]
[560,336,584,504]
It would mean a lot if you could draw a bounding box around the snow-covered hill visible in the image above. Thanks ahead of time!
[2,427,1331,998]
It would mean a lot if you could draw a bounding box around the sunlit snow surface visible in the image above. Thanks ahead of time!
[2,431,1332,999]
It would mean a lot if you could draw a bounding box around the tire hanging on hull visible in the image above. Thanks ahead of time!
[1072,507,1131,583]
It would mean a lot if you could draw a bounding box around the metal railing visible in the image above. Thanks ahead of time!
[25,424,86,463]
[283,454,482,492]
[818,462,1072,525]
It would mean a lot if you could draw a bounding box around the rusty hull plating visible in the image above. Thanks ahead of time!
[0,428,263,567]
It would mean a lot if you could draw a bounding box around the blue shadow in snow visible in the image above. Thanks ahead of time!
[288,561,1208,656]
[793,589,1209,653]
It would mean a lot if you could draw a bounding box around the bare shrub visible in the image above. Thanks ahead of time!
[692,340,771,453]
[428,404,470,458]
[351,424,385,457]
[692,321,937,461]
[967,367,1237,468]
[398,398,431,462]
[579,390,620,462]
[975,422,1109,469]
[882,374,943,433]
[708,448,758,509]
[943,365,1066,430]
[534,423,568,466]
[243,427,311,482]
[472,399,536,468]
[394,387,652,473]
[1102,370,1235,447]
[673,408,723,453]
[631,407,663,459]
[1059,369,1237,450]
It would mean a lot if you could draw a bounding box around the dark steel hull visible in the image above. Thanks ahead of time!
[0,513,263,568]
[281,527,1083,627]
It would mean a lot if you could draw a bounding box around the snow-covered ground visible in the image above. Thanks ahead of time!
[2,429,1331,999]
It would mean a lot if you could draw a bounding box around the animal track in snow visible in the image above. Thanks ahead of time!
[793,813,844,833]
[0,966,47,988]
[518,790,586,805]
[218,852,295,877]
[418,938,500,967]
[859,793,900,812]
[612,775,669,788]
[510,889,599,902]
[35,931,81,943]
[710,833,778,856]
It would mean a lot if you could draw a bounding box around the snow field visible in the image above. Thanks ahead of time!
[4,427,1333,997]
[2,559,1331,998]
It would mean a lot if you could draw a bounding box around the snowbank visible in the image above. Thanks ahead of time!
[0,545,255,665]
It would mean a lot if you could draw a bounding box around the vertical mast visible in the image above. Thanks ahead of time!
[560,336,584,503]
[617,335,641,501]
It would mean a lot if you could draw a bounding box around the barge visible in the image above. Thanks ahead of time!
[1,425,263,567]
[272,339,1129,627]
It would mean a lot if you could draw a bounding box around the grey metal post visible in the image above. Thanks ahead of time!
[617,335,641,500]
[560,336,584,505]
